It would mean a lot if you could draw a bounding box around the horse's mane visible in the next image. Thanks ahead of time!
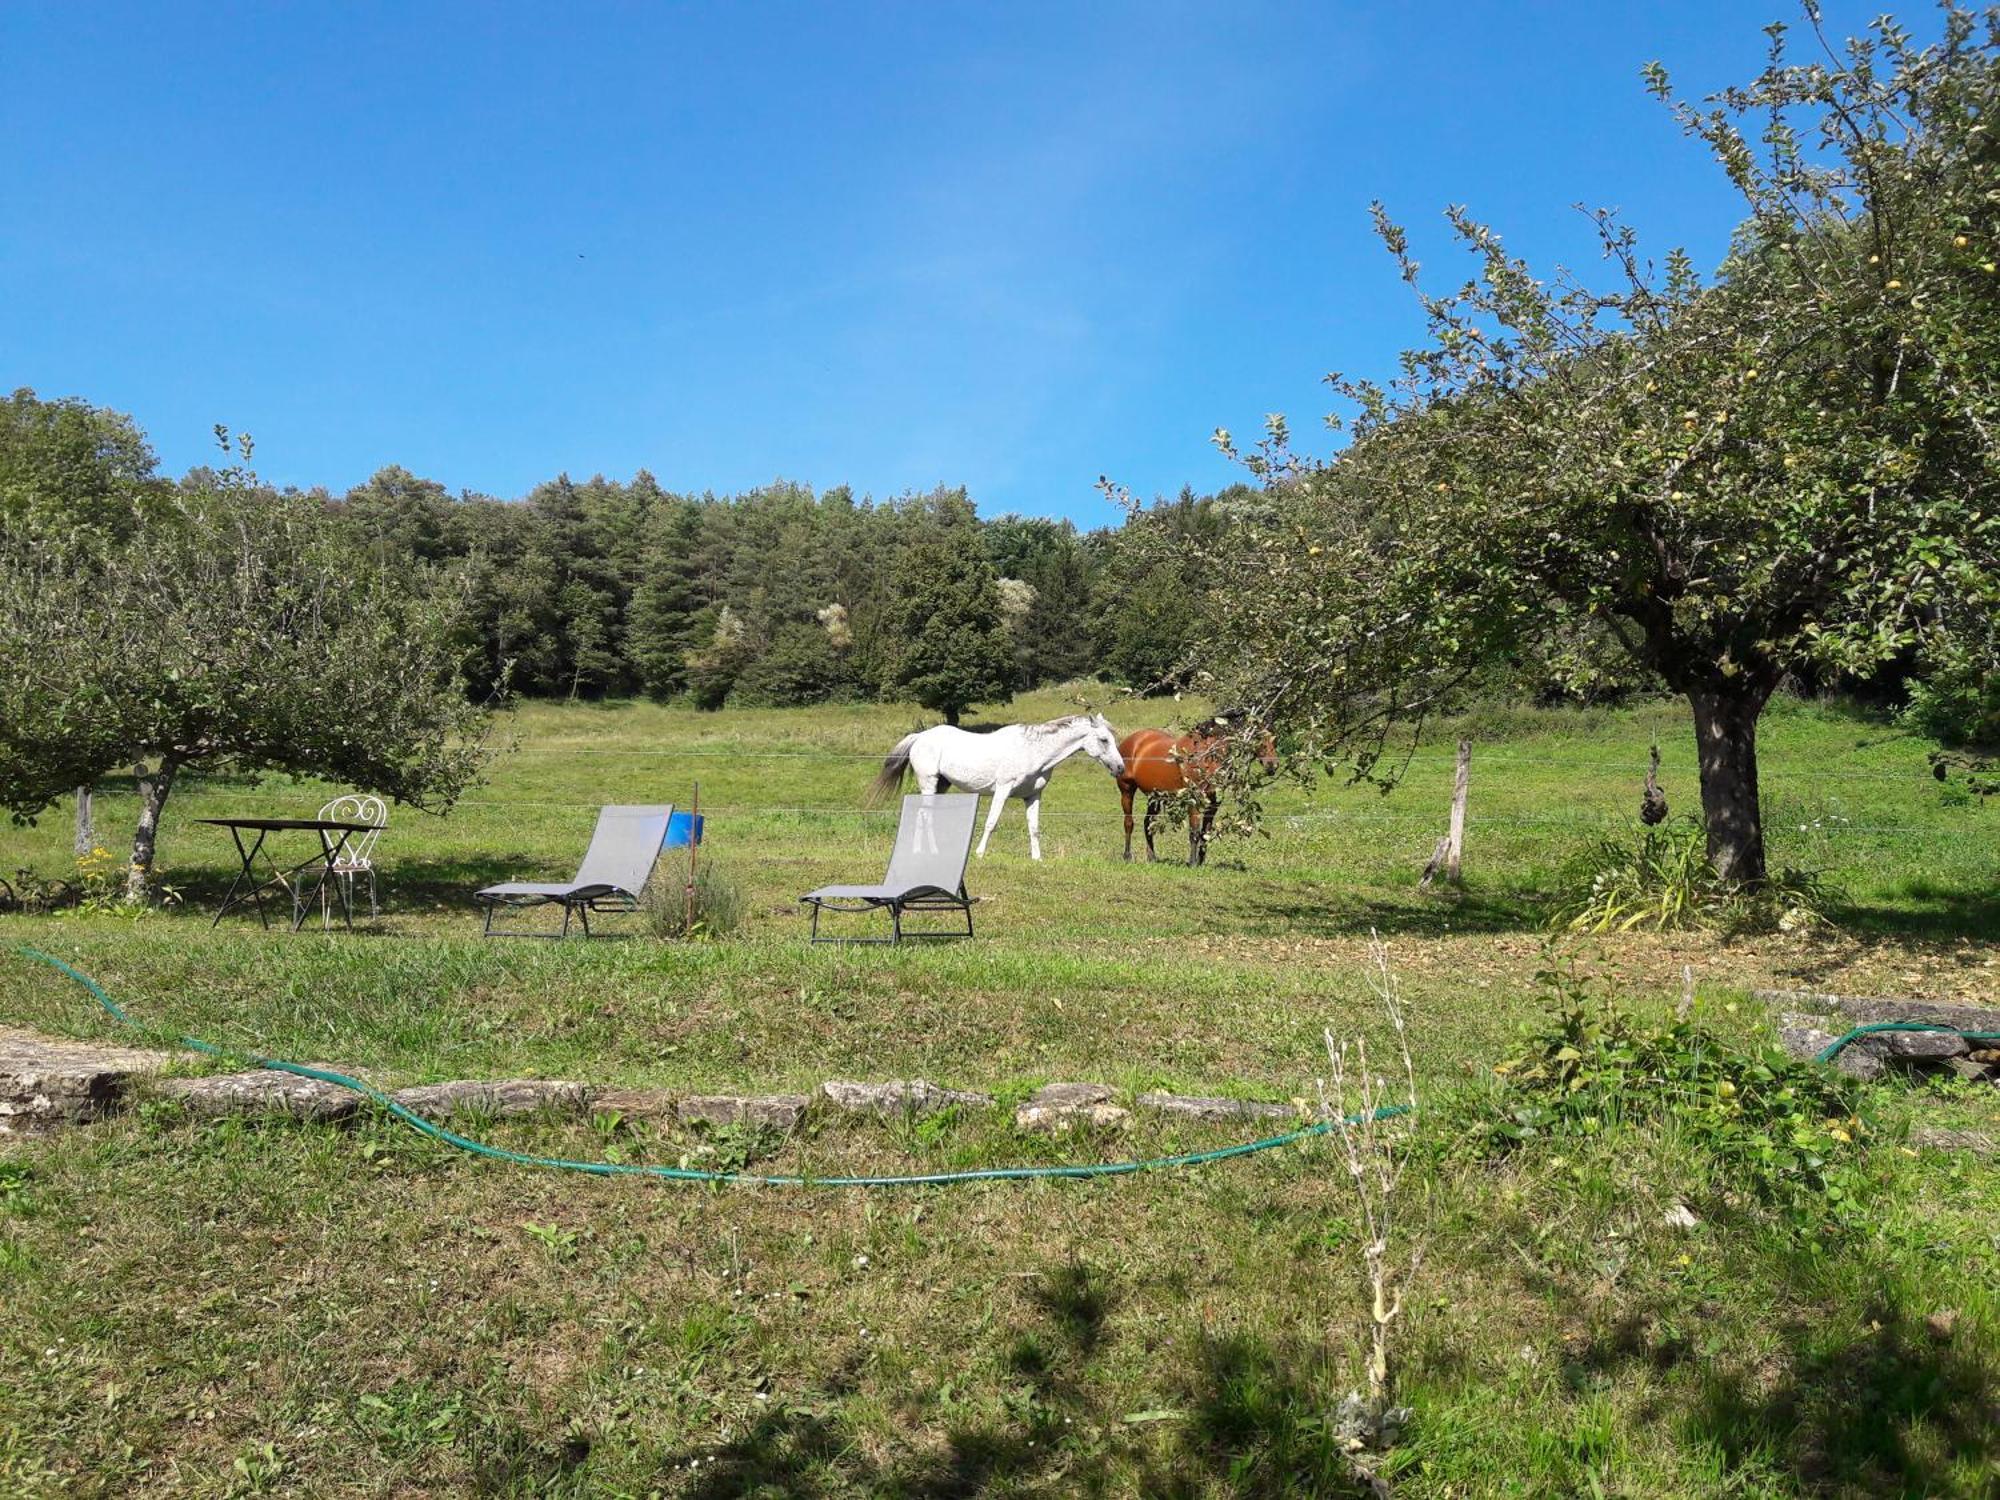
[1193,707,1263,738]
[1024,713,1102,740]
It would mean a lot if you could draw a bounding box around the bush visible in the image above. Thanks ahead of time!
[1903,664,2000,748]
[642,851,744,939]
[1484,970,1866,1217]
[1551,818,1728,932]
[1552,817,1835,934]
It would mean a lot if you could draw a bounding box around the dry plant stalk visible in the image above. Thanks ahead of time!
[1319,932,1425,1421]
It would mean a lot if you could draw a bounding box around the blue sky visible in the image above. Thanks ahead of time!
[2,2,1908,525]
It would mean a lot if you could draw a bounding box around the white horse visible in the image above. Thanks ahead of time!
[870,713,1125,860]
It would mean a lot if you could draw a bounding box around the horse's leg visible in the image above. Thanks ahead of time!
[1120,783,1135,862]
[1143,795,1160,862]
[1192,791,1217,867]
[975,782,1013,857]
[1023,793,1044,862]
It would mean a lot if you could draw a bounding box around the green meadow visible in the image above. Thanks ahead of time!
[0,688,1994,1497]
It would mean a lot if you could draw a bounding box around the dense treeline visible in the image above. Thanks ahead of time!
[331,464,1250,711]
[5,385,1267,718]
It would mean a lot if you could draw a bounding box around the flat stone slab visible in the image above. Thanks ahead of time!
[1784,1012,1984,1080]
[1860,1029,1970,1060]
[820,1079,992,1117]
[390,1079,592,1119]
[677,1094,811,1131]
[0,1027,180,1131]
[1015,1082,1130,1133]
[159,1070,360,1122]
[590,1087,677,1120]
[1754,990,2000,1037]
[1137,1091,1297,1123]
[1777,1017,1886,1080]
[1910,1125,1997,1157]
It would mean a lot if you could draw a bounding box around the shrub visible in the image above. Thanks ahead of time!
[1485,969,1865,1217]
[1552,817,1835,934]
[1551,818,1727,932]
[1902,635,2000,749]
[642,851,744,940]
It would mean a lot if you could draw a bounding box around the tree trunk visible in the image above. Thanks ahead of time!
[73,786,95,857]
[1687,686,1768,885]
[126,756,180,903]
[943,704,961,726]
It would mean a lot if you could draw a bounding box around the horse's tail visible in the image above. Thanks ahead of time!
[866,732,920,807]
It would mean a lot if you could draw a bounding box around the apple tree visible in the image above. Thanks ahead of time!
[1202,5,2000,882]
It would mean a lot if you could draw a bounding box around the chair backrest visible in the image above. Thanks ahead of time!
[883,793,979,894]
[573,805,674,895]
[319,794,387,866]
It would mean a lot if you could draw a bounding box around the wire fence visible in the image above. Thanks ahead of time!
[26,783,1936,837]
[489,743,1929,783]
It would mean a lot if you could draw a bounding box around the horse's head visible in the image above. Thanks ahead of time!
[1081,713,1125,777]
[1199,710,1280,778]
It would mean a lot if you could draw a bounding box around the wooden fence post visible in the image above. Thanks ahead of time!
[1445,739,1470,885]
[683,781,700,934]
[1419,740,1471,889]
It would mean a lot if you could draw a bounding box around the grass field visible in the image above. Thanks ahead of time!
[1,688,1995,1497]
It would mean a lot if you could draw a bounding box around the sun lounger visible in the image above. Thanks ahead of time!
[800,793,978,944]
[476,804,672,938]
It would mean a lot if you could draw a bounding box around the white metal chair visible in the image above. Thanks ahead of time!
[317,794,387,925]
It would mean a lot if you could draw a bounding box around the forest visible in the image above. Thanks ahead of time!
[1,384,1273,715]
[332,465,1245,710]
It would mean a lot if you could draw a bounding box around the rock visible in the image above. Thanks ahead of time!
[1908,1125,1997,1157]
[1857,1028,1970,1061]
[677,1094,810,1131]
[1927,1309,1960,1342]
[1943,1057,1998,1084]
[391,1079,592,1119]
[1014,1082,1130,1133]
[590,1087,677,1120]
[1662,1203,1700,1231]
[0,1027,176,1132]
[1778,1016,1884,1080]
[819,1080,991,1117]
[1135,1091,1296,1123]
[1754,990,2000,1039]
[159,1070,360,1122]
[1833,1048,1888,1081]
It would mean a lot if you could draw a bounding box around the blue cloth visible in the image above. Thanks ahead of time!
[664,811,704,848]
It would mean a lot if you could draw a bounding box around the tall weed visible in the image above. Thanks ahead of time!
[1552,817,1836,933]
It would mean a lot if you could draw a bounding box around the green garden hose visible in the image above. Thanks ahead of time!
[20,946,1989,1187]
[1813,1019,2000,1064]
[11,945,1399,1188]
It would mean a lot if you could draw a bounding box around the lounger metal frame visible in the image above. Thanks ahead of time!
[478,886,641,939]
[803,884,975,945]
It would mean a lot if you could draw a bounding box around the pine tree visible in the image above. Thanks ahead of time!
[628,496,707,700]
[885,522,1015,724]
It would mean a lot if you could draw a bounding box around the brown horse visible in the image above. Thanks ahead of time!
[1115,717,1277,865]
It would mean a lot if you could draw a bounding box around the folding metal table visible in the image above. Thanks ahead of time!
[195,817,379,932]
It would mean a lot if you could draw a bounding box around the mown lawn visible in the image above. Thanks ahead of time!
[0,688,1994,1497]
